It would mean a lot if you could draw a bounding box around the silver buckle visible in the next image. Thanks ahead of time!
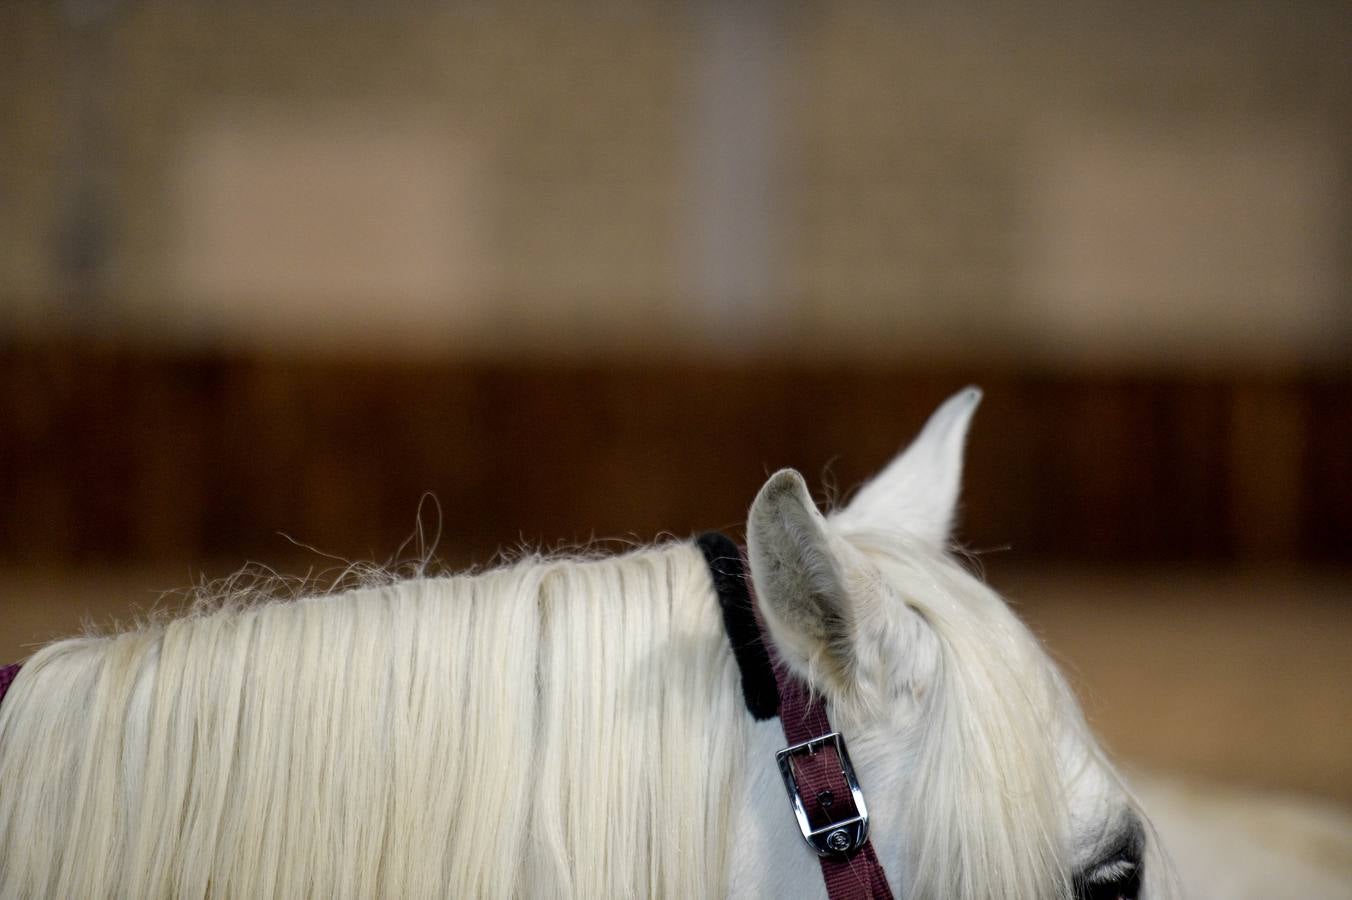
[775,731,870,857]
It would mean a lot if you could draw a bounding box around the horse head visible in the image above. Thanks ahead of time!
[739,389,1153,900]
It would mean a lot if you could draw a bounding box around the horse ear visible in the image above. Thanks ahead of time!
[746,468,859,691]
[834,387,982,547]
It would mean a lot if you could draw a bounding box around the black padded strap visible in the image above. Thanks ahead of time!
[697,532,779,721]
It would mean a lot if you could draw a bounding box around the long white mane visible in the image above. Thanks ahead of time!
[0,543,748,898]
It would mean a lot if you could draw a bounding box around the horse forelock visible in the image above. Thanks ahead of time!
[847,535,1092,900]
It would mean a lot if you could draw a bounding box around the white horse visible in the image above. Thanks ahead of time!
[0,389,1156,898]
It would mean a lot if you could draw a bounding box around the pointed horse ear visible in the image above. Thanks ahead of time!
[746,468,861,693]
[833,386,982,548]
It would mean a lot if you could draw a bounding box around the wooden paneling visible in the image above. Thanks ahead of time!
[1,340,1348,568]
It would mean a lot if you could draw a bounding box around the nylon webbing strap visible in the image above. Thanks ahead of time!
[774,656,895,900]
[698,532,895,900]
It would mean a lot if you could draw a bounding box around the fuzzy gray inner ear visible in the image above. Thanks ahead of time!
[746,469,856,689]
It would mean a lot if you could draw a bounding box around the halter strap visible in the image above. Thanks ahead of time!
[698,532,779,721]
[0,663,21,709]
[698,533,895,900]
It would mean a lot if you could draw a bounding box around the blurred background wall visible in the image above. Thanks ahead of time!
[2,1,1349,805]
[5,1,1350,363]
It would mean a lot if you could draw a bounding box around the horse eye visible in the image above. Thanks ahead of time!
[1076,863,1140,900]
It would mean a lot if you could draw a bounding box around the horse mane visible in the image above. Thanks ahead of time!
[0,541,748,898]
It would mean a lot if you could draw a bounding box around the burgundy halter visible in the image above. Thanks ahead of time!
[0,663,20,709]
[698,533,895,900]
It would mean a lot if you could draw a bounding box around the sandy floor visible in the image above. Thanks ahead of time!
[2,563,1349,808]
